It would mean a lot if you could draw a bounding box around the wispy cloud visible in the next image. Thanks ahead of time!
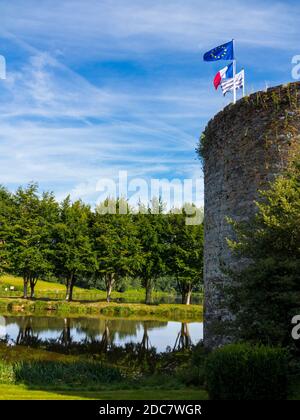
[1,0,299,56]
[0,0,298,206]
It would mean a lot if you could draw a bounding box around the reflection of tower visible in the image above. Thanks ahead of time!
[59,318,72,347]
[173,323,192,351]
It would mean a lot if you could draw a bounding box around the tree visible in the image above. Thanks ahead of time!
[226,160,300,346]
[93,198,142,302]
[166,210,204,304]
[0,186,14,276]
[6,184,56,298]
[135,198,167,304]
[53,197,96,301]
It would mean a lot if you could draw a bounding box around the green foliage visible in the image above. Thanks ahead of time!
[0,360,122,386]
[166,212,203,304]
[0,186,13,275]
[0,362,15,384]
[134,199,168,303]
[196,133,206,166]
[177,343,207,386]
[205,343,288,400]
[227,160,300,346]
[2,184,59,298]
[52,197,96,300]
[0,183,204,304]
[93,198,142,301]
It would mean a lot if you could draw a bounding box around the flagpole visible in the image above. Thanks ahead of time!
[233,39,236,104]
[242,69,245,97]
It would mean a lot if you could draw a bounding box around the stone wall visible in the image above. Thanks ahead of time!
[201,82,300,349]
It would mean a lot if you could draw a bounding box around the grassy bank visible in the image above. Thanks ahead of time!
[0,297,202,321]
[0,343,208,400]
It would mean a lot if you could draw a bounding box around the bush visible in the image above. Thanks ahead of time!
[205,343,288,400]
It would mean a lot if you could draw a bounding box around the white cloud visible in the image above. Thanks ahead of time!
[0,0,298,207]
[1,0,299,59]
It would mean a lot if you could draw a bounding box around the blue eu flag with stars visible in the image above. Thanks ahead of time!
[203,41,234,61]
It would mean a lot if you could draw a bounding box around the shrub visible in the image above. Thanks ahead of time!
[0,361,15,384]
[205,343,288,400]
[16,361,123,386]
[0,360,122,387]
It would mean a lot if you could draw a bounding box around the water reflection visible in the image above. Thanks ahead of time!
[1,316,203,353]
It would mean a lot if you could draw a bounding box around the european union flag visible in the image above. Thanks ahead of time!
[203,41,234,62]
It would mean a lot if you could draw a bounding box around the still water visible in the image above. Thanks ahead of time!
[0,316,203,353]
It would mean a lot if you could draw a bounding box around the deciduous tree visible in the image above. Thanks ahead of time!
[93,198,142,302]
[166,210,204,304]
[53,197,96,301]
[6,184,56,298]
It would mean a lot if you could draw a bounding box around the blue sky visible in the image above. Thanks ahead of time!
[0,0,299,206]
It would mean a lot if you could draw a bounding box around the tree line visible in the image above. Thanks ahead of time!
[0,183,204,304]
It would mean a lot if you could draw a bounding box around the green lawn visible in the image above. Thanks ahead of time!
[0,384,207,400]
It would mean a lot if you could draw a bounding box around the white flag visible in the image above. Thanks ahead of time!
[221,70,244,96]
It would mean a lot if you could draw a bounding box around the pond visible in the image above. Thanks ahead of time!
[0,315,203,353]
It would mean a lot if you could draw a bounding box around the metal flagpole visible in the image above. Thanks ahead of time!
[232,39,236,104]
[242,69,245,97]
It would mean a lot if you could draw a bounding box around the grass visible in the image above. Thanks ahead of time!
[0,359,122,387]
[1,380,299,400]
[0,384,208,400]
[0,343,79,363]
[0,296,202,321]
[0,347,209,400]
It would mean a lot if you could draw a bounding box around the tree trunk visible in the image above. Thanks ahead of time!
[23,277,29,299]
[30,285,35,299]
[105,273,115,303]
[182,289,192,305]
[145,281,153,305]
[29,278,37,299]
[106,284,112,302]
[66,275,74,301]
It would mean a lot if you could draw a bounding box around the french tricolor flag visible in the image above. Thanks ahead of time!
[213,63,233,90]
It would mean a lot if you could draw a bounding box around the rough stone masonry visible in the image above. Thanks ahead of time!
[200,82,300,349]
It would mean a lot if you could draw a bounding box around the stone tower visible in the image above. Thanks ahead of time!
[201,82,300,349]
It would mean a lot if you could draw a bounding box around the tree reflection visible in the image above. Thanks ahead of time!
[15,317,40,346]
[173,323,192,351]
[59,318,72,347]
[3,316,199,355]
[99,320,112,352]
[140,322,151,351]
